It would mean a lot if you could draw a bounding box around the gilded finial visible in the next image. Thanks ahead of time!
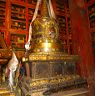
[41,0,49,17]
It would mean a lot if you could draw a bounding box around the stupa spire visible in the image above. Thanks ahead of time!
[41,0,49,17]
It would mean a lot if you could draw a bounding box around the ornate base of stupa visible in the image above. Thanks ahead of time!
[20,79,88,96]
[20,52,88,96]
[20,74,88,96]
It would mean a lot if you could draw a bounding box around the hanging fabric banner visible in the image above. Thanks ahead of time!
[7,52,18,90]
[48,0,56,19]
[25,0,41,50]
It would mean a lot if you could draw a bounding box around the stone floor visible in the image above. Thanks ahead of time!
[51,88,89,96]
[32,88,89,96]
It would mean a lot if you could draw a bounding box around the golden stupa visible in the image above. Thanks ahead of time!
[20,0,88,96]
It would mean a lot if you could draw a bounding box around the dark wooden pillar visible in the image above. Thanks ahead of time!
[69,0,95,95]
[69,0,95,77]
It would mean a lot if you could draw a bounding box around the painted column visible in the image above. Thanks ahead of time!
[69,0,95,77]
